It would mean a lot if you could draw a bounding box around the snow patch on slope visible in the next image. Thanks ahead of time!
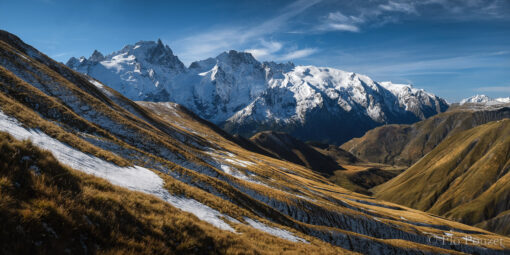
[0,111,308,242]
[0,111,234,232]
[245,218,307,243]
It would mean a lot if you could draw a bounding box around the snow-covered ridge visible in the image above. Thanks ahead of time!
[460,94,510,105]
[67,41,448,143]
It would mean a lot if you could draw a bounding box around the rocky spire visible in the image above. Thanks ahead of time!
[89,50,104,62]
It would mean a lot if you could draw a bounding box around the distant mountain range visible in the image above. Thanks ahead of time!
[460,94,510,105]
[67,40,448,144]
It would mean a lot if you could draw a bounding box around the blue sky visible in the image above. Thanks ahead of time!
[1,0,509,102]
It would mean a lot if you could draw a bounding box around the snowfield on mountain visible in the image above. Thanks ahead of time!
[67,41,448,144]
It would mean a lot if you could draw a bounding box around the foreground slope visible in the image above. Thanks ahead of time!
[68,42,448,144]
[1,30,509,254]
[342,104,510,166]
[373,119,510,236]
[0,131,346,254]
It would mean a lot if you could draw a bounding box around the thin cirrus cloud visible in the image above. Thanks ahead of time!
[246,40,317,61]
[318,0,508,33]
[245,40,283,59]
[379,1,417,14]
[278,48,318,61]
[171,0,322,64]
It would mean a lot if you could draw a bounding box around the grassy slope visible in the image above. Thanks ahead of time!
[373,119,510,236]
[138,102,510,253]
[342,106,510,166]
[0,132,349,255]
[249,131,344,176]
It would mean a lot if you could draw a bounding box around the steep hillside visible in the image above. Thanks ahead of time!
[342,105,510,166]
[249,131,343,176]
[0,131,346,254]
[307,142,360,165]
[373,119,510,236]
[1,30,509,254]
[68,42,448,144]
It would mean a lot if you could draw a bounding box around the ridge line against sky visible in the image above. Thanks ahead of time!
[0,0,509,102]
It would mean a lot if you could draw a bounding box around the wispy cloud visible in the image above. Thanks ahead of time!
[172,0,321,64]
[324,23,360,32]
[278,48,318,61]
[318,0,509,33]
[245,40,283,59]
[379,1,417,14]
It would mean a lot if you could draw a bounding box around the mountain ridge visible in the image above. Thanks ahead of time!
[372,118,510,236]
[341,105,510,166]
[67,40,449,144]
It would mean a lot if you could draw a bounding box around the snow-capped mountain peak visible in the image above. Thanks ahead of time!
[460,94,510,105]
[89,49,105,62]
[67,42,448,144]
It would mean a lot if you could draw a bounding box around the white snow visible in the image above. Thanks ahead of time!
[68,43,446,129]
[89,79,103,88]
[218,163,269,187]
[0,111,235,232]
[460,94,510,105]
[244,218,307,243]
[224,158,256,167]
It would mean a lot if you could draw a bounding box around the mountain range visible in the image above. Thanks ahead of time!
[2,29,510,254]
[67,40,448,144]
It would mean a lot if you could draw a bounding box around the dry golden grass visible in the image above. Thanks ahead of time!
[342,106,510,166]
[139,102,510,252]
[0,131,352,254]
[373,119,510,236]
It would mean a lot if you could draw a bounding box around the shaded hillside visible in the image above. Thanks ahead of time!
[373,119,510,236]
[249,131,344,176]
[308,141,360,165]
[329,165,404,196]
[0,132,345,254]
[1,30,509,254]
[342,105,510,166]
